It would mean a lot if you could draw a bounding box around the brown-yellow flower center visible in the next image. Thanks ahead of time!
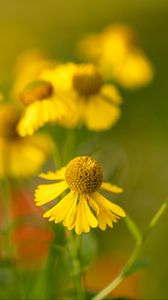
[73,64,103,97]
[65,156,103,194]
[20,80,53,105]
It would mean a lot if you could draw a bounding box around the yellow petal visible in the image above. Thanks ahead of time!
[7,134,52,178]
[84,95,121,131]
[75,195,98,234]
[97,214,107,231]
[92,192,121,230]
[35,180,68,206]
[83,198,98,228]
[88,195,100,214]
[39,167,66,181]
[100,84,122,105]
[94,192,126,217]
[17,101,45,136]
[80,198,90,233]
[75,201,83,235]
[101,182,123,193]
[114,50,154,89]
[44,191,77,226]
[63,193,78,230]
[17,98,69,137]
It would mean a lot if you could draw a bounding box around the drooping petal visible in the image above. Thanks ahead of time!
[88,195,100,215]
[63,193,78,230]
[77,198,90,234]
[43,191,77,226]
[92,192,125,230]
[39,167,66,181]
[17,98,69,137]
[94,192,125,217]
[84,95,121,131]
[82,195,98,229]
[35,180,68,206]
[17,101,47,137]
[75,195,98,235]
[101,182,123,193]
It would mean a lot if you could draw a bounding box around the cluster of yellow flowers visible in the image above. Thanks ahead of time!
[1,24,154,234]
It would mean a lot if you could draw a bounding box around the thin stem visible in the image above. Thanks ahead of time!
[63,129,76,164]
[93,274,124,300]
[143,199,168,241]
[67,233,85,300]
[92,199,168,300]
[124,214,142,244]
[52,138,62,168]
[49,125,62,168]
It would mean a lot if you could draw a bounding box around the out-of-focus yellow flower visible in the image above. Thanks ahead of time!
[35,156,125,235]
[17,77,71,137]
[0,103,52,178]
[12,49,56,100]
[78,24,154,89]
[41,63,122,131]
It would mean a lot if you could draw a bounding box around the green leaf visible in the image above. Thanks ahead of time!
[80,233,98,271]
[124,257,150,276]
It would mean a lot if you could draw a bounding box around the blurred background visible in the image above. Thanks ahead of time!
[0,0,168,299]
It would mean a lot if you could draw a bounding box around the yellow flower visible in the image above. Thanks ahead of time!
[78,24,154,89]
[35,156,125,234]
[12,48,56,100]
[0,103,52,178]
[41,63,122,131]
[17,77,71,137]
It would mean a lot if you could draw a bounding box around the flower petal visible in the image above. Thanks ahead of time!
[43,191,77,225]
[17,98,69,137]
[63,193,78,230]
[84,95,121,131]
[100,84,122,105]
[101,182,123,193]
[35,180,68,206]
[75,195,98,234]
[39,167,66,181]
[92,192,123,230]
[94,192,125,217]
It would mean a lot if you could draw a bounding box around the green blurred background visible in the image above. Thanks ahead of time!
[0,0,168,298]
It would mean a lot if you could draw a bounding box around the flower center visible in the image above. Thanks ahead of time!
[73,64,103,97]
[20,80,53,105]
[65,156,103,194]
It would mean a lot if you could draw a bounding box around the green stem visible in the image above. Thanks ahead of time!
[1,179,12,258]
[124,214,142,244]
[52,138,62,168]
[49,125,62,168]
[92,199,168,300]
[67,233,85,300]
[63,129,76,163]
[143,199,168,241]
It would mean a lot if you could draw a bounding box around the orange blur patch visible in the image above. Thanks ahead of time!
[85,253,140,299]
[12,224,53,268]
[0,188,53,267]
